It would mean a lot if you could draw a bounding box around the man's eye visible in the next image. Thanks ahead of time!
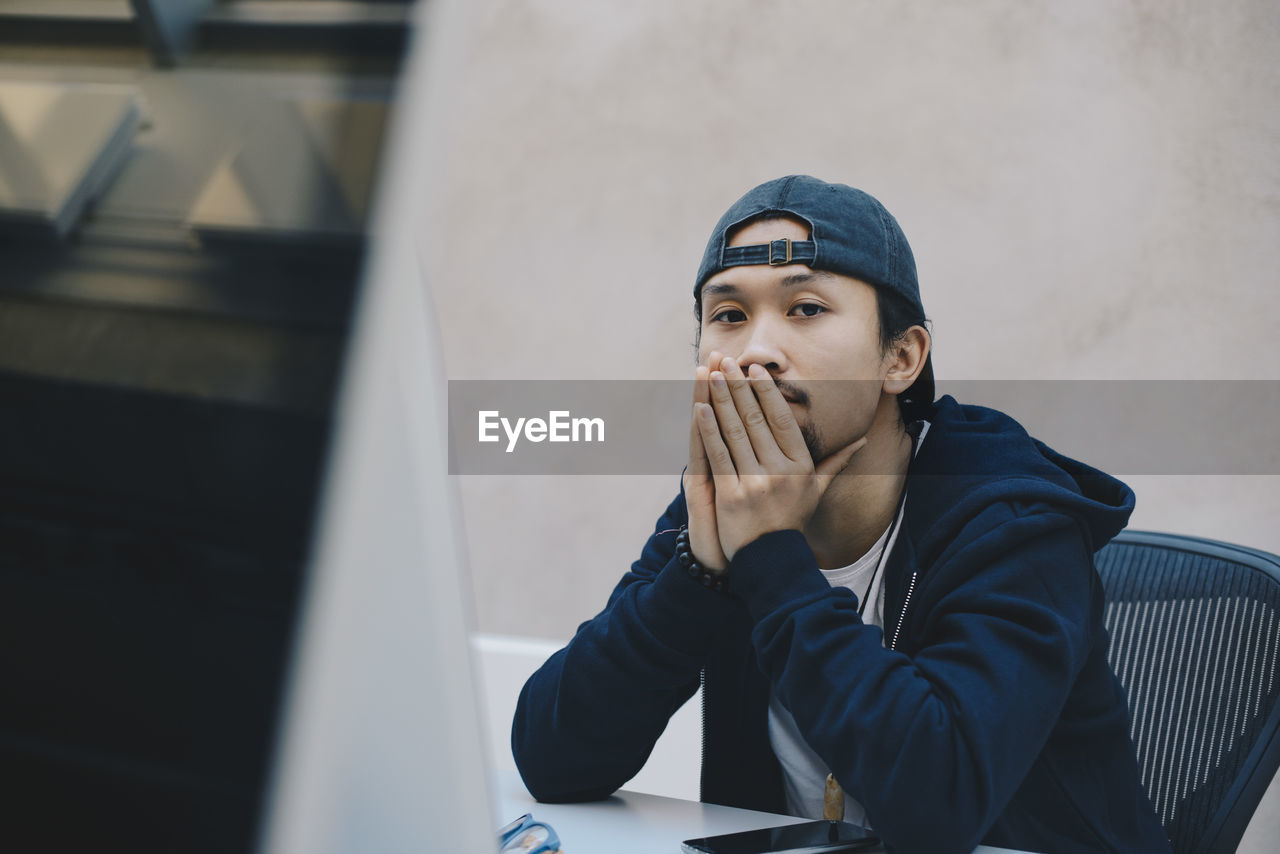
[711,308,746,323]
[791,303,826,318]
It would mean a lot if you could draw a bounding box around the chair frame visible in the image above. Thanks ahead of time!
[1103,530,1280,854]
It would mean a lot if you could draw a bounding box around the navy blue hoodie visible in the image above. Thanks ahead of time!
[512,396,1172,853]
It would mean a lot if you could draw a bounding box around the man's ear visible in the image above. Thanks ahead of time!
[882,326,930,395]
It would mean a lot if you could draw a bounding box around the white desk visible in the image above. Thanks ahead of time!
[496,770,1036,853]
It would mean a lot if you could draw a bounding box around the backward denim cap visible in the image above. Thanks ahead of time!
[694,174,934,408]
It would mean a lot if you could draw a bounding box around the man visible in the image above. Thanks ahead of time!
[512,175,1172,853]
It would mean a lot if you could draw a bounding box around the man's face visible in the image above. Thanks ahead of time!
[697,216,892,464]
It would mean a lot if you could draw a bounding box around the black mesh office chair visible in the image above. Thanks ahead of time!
[1095,530,1280,854]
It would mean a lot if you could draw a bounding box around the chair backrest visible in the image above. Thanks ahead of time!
[1095,530,1280,854]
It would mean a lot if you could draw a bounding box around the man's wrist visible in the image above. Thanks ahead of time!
[676,526,730,594]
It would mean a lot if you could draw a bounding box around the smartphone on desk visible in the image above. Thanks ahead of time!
[681,820,881,853]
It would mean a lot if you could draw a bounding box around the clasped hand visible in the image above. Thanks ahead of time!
[682,352,867,569]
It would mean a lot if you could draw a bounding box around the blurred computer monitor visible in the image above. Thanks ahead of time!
[257,2,496,852]
[0,1,495,851]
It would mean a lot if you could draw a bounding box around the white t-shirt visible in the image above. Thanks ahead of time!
[767,421,929,827]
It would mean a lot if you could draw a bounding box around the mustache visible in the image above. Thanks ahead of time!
[772,380,809,407]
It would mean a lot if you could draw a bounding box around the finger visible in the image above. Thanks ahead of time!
[689,365,711,476]
[720,357,788,467]
[813,436,869,489]
[746,363,810,462]
[689,351,727,478]
[695,402,739,481]
[708,367,762,474]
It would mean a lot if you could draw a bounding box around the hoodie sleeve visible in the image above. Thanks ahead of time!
[511,488,739,802]
[732,505,1097,854]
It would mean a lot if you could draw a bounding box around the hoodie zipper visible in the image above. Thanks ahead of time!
[698,667,708,802]
[889,571,918,651]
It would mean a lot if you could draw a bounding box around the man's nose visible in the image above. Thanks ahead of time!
[734,317,788,375]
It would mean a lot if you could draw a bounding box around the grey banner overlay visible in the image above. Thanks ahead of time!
[448,381,1279,475]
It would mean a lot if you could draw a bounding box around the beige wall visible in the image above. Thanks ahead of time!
[416,0,1280,641]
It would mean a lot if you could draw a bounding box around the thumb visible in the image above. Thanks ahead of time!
[814,436,868,487]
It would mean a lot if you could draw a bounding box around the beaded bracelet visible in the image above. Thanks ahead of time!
[675,525,729,594]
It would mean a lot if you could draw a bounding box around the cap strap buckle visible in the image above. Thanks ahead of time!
[768,237,792,266]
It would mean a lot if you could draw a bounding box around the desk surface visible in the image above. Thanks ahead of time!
[496,770,1036,854]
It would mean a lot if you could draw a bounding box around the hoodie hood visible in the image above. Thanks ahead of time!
[906,395,1135,562]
